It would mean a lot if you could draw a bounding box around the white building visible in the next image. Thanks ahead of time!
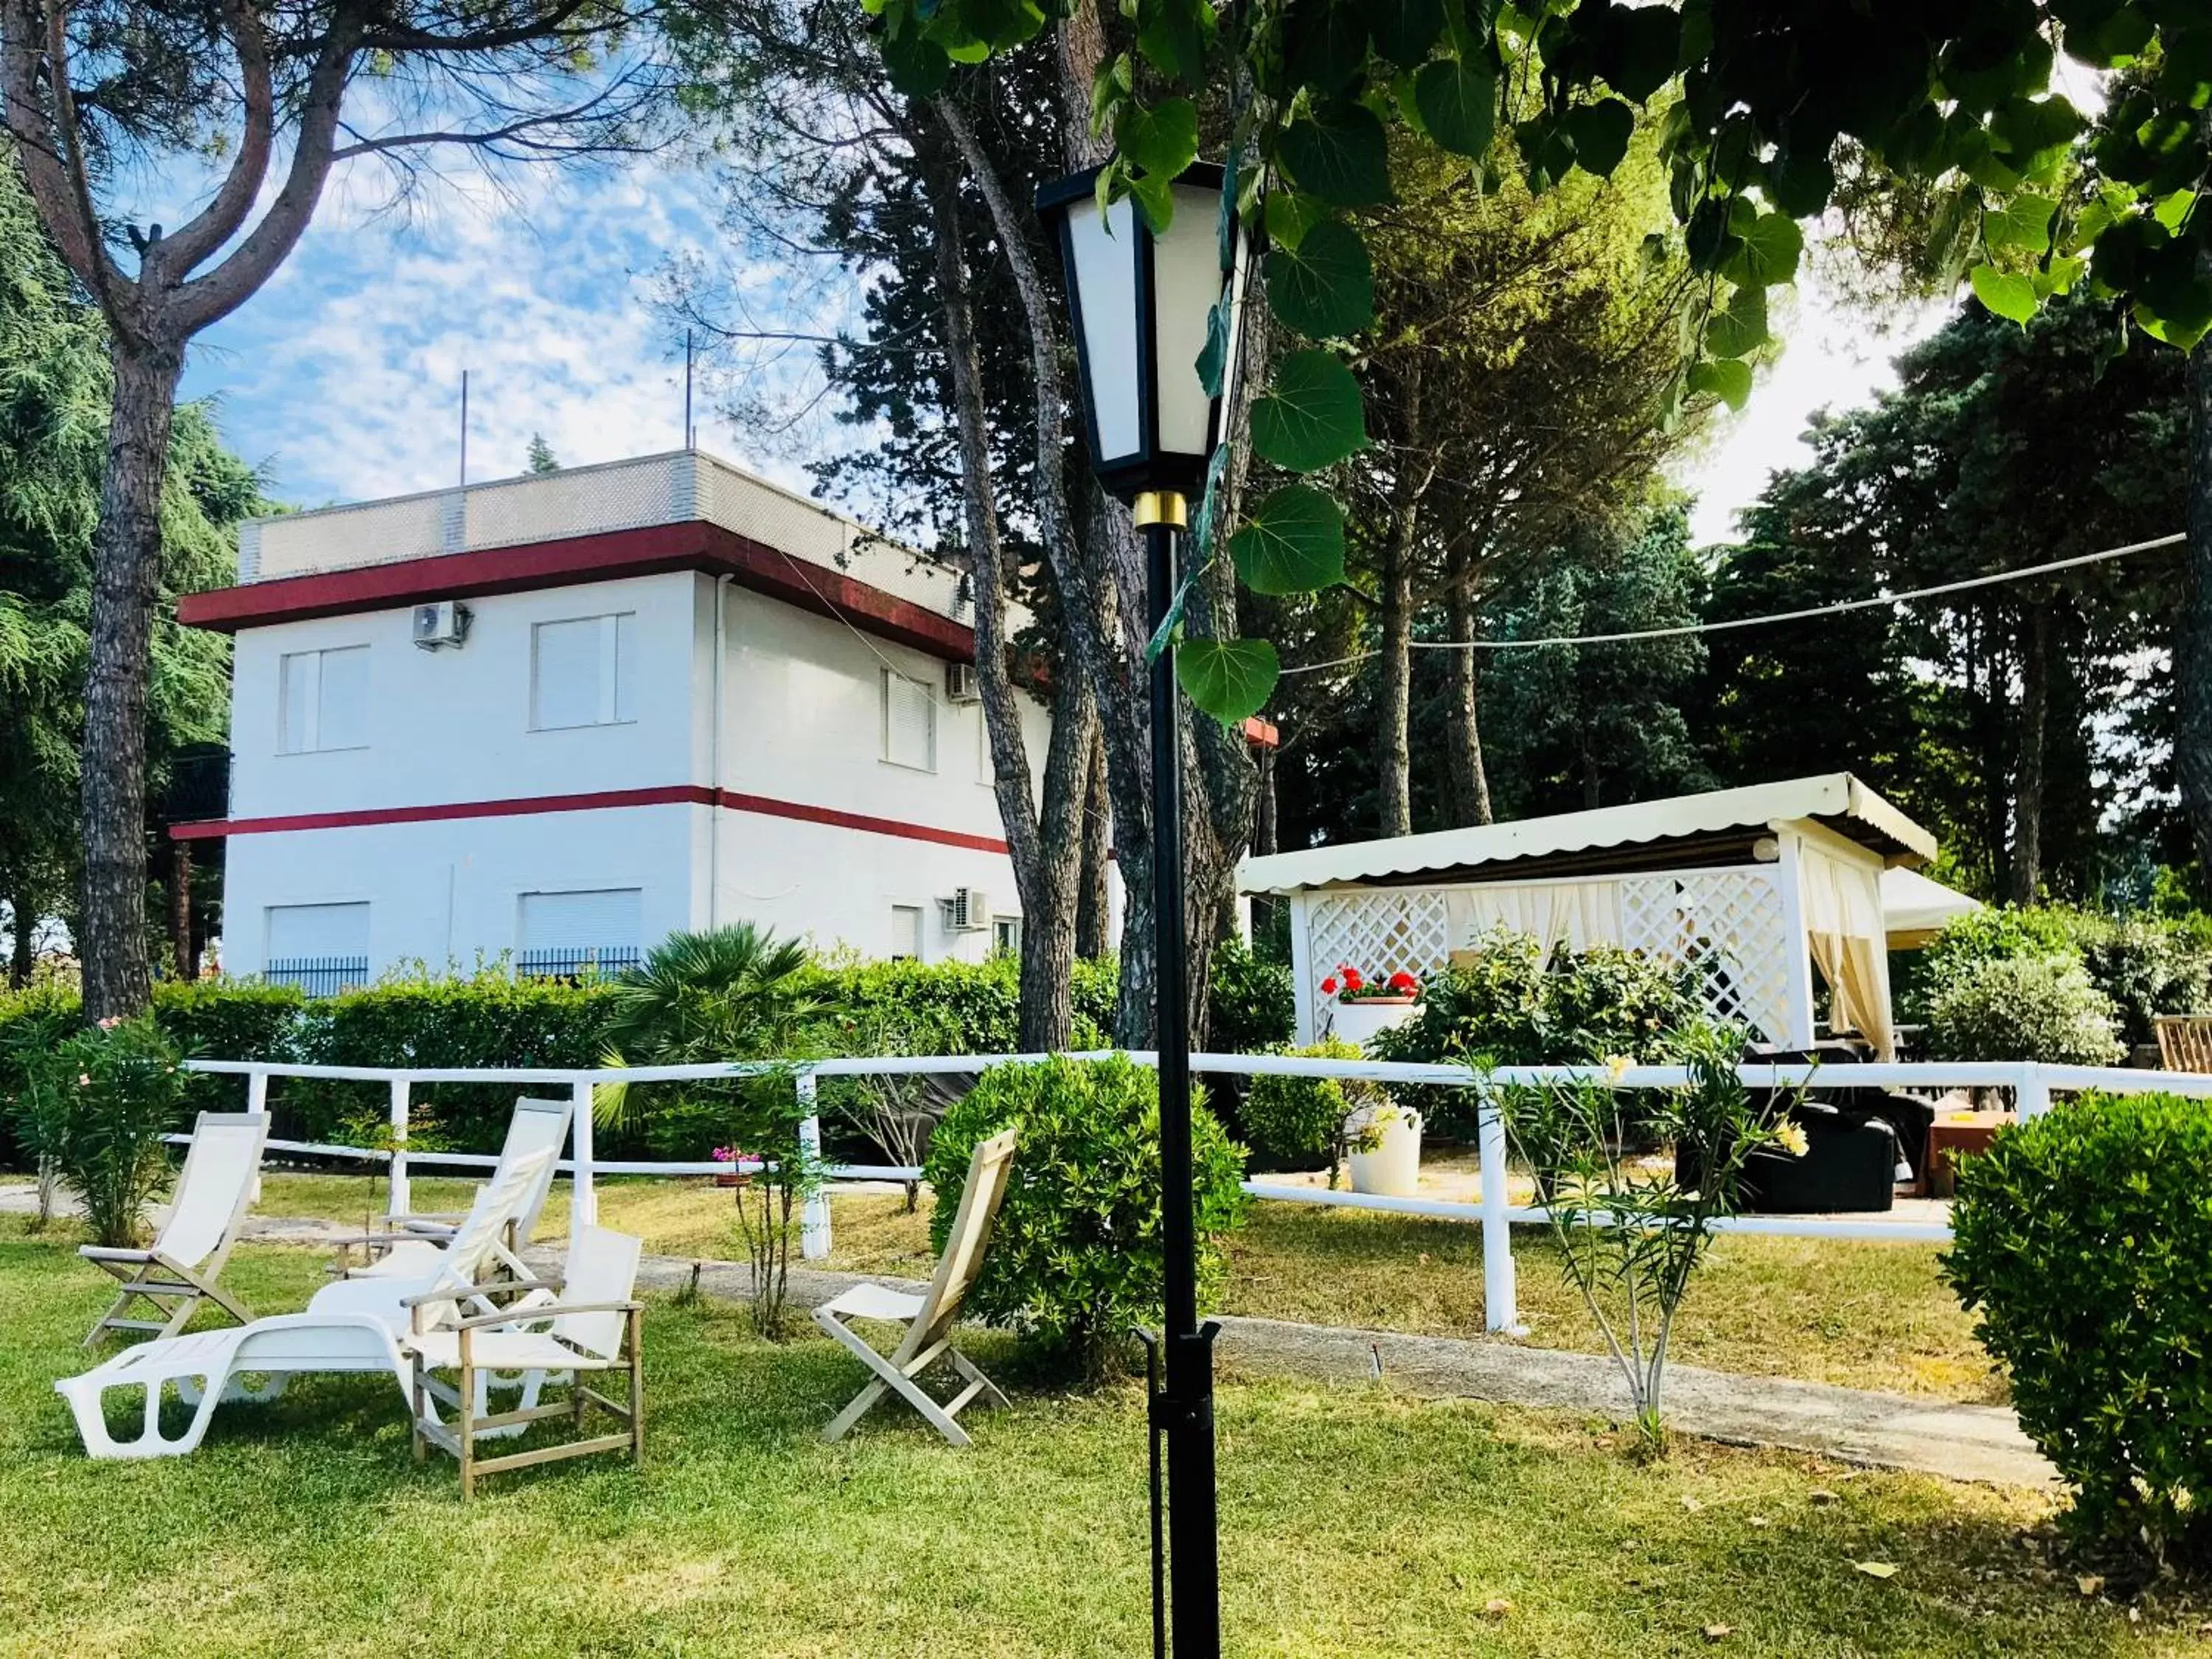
[176,449,1055,988]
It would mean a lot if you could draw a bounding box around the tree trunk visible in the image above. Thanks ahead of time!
[2012,599,2052,905]
[169,838,193,982]
[1376,364,1424,839]
[1443,541,1494,826]
[7,881,32,987]
[1074,732,1111,959]
[2182,337,2212,874]
[80,342,184,1022]
[919,132,1094,1052]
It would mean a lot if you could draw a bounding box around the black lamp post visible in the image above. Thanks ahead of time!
[1036,160,1248,1659]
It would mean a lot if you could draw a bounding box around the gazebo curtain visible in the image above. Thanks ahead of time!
[1797,845,1894,1059]
[1444,882,1624,958]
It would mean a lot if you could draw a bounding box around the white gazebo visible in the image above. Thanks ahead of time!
[1240,774,1975,1060]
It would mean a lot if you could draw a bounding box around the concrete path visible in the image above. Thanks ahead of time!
[2,1183,2050,1488]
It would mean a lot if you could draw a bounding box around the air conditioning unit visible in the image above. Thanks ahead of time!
[945,661,981,703]
[412,600,471,650]
[943,887,989,932]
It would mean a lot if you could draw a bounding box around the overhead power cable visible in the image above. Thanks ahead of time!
[1275,531,2184,678]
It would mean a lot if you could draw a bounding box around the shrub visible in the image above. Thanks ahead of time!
[1205,936,1295,1054]
[923,1055,1246,1375]
[7,1015,198,1246]
[1946,1093,2212,1566]
[1913,903,2212,1046]
[1924,955,2124,1065]
[150,979,305,1107]
[1239,1038,1385,1175]
[1369,928,1703,1136]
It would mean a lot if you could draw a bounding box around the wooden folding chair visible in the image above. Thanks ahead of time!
[80,1111,269,1346]
[813,1127,1019,1447]
[403,1225,646,1499]
[2155,1015,2212,1074]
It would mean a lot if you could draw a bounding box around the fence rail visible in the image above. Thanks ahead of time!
[184,1051,2205,1332]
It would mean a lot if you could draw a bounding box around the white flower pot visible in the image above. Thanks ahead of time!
[1324,996,1419,1048]
[1344,1102,1423,1197]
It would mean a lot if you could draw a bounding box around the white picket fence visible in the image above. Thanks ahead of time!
[182,1052,2212,1334]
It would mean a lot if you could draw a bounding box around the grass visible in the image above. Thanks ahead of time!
[240,1171,2000,1403]
[2,1216,2202,1657]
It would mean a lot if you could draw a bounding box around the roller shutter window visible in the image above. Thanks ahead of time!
[882,669,936,772]
[532,613,636,730]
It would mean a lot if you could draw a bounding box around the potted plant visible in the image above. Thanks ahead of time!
[1343,1096,1424,1197]
[712,1145,746,1189]
[1321,964,1424,1047]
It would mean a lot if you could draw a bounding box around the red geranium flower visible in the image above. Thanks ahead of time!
[1342,967,1365,991]
[1321,976,1339,995]
[1387,970,1419,994]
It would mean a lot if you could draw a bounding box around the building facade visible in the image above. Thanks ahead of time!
[177,450,1055,988]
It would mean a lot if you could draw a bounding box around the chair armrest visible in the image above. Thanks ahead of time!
[77,1246,154,1263]
[449,1299,641,1331]
[397,1274,558,1310]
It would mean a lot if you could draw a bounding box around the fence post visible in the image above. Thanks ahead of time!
[1475,1082,1520,1334]
[571,1076,598,1230]
[246,1067,268,1203]
[387,1076,411,1220]
[797,1071,830,1260]
[2016,1061,2051,1121]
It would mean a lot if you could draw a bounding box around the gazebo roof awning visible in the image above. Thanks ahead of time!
[1881,866,1981,947]
[1237,773,1937,896]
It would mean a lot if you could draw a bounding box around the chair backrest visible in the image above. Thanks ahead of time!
[551,1226,643,1360]
[435,1145,558,1293]
[902,1127,1019,1354]
[498,1096,575,1243]
[2157,1015,2212,1074]
[152,1113,270,1268]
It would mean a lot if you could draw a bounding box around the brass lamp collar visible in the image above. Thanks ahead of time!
[1133,490,1189,529]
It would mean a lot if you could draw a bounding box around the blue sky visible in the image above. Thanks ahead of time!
[173,153,1946,545]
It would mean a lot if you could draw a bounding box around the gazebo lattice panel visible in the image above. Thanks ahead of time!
[1618,869,1792,1043]
[1304,889,1452,1008]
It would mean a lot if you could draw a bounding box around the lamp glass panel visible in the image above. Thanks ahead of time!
[1063,193,1143,465]
[1152,183,1229,462]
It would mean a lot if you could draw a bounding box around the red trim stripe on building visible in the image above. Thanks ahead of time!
[169,784,1012,856]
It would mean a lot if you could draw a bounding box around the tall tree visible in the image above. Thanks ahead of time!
[1,0,669,1018]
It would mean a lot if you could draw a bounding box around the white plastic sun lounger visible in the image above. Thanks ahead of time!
[342,1096,573,1281]
[813,1127,1018,1447]
[80,1111,269,1346]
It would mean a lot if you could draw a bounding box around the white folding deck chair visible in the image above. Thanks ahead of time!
[308,1146,557,1332]
[79,1111,270,1346]
[344,1096,573,1281]
[404,1225,646,1499]
[813,1127,1018,1448]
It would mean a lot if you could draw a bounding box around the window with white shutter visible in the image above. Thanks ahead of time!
[277,645,370,754]
[531,613,636,730]
[265,902,370,995]
[881,669,936,772]
[516,888,644,978]
[890,905,924,961]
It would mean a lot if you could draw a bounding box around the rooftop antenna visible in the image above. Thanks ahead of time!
[459,369,470,487]
[684,329,695,449]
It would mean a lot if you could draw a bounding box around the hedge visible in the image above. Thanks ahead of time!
[0,946,1294,1167]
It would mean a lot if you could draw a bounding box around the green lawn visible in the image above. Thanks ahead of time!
[247,1172,2000,1404]
[2,1218,2200,1657]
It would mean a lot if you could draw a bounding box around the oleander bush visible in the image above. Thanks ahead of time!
[1912,904,2212,1047]
[1239,1037,1385,1176]
[923,1054,1247,1377]
[1946,1092,2212,1567]
[5,1014,200,1245]
[1923,955,2124,1067]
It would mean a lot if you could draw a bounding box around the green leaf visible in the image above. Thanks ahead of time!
[1705,285,1770,360]
[1719,210,1804,288]
[1127,168,1175,234]
[1562,98,1634,178]
[1116,97,1200,179]
[949,0,1044,49]
[1412,54,1498,159]
[1178,638,1280,724]
[1983,192,2056,257]
[878,10,953,96]
[1265,190,1330,252]
[1265,218,1374,338]
[1276,102,1394,207]
[1135,0,1206,83]
[1196,293,1231,398]
[1688,358,1753,412]
[1371,0,1446,69]
[1970,262,2038,326]
[1610,4,1681,102]
[1767,146,1836,218]
[1250,350,1367,472]
[1229,484,1347,594]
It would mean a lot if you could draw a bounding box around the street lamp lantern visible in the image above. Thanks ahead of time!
[1034,163,1247,504]
[1036,157,1243,1659]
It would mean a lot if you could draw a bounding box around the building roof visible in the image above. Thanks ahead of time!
[1237,774,1938,895]
[1880,865,1982,947]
